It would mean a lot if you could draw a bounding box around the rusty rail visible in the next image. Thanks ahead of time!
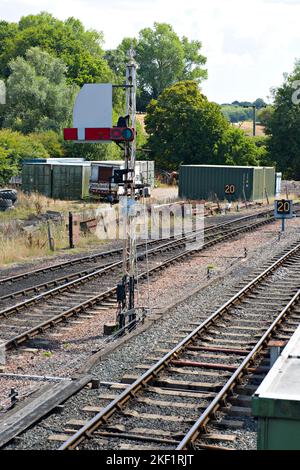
[59,241,300,450]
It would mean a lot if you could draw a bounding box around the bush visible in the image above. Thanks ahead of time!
[0,129,48,184]
[29,131,64,158]
[216,127,260,166]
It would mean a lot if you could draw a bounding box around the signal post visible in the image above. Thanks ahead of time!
[64,47,138,332]
[274,199,293,232]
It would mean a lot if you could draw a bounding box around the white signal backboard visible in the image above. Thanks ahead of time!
[73,84,112,129]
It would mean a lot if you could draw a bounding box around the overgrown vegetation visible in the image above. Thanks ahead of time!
[0,191,105,265]
[264,60,300,179]
[0,129,48,184]
[145,81,264,170]
[0,190,100,222]
[0,225,102,266]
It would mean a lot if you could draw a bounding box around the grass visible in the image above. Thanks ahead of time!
[43,351,52,358]
[0,221,104,266]
[0,191,107,267]
[0,190,101,222]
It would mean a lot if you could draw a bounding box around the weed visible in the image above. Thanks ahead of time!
[43,351,52,358]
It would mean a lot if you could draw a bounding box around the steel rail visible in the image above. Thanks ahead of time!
[176,288,300,449]
[0,214,267,302]
[59,241,300,450]
[0,209,273,286]
[4,216,276,349]
[0,214,273,320]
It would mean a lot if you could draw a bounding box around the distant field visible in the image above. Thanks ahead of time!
[136,113,146,132]
[235,121,266,136]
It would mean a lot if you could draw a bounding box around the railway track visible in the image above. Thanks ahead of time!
[0,210,272,303]
[0,211,275,351]
[54,241,300,450]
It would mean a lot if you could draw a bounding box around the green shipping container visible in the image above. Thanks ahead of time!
[252,325,300,450]
[22,162,52,197]
[22,160,91,200]
[179,165,275,201]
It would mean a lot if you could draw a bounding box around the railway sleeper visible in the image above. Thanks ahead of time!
[121,375,223,392]
[220,404,252,417]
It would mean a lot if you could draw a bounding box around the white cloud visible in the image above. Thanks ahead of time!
[1,0,300,102]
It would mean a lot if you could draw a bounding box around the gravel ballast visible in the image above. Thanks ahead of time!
[2,218,300,450]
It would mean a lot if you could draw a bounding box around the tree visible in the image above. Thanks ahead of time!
[217,127,259,166]
[106,23,207,110]
[253,98,267,109]
[3,47,78,134]
[105,37,137,79]
[62,139,123,161]
[29,131,64,157]
[0,12,113,87]
[137,24,207,108]
[0,129,48,183]
[266,60,300,179]
[257,105,274,126]
[145,81,228,170]
[0,21,18,61]
[145,80,263,170]
[251,135,272,166]
[0,147,17,184]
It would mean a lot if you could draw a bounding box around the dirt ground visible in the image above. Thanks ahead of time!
[151,186,179,202]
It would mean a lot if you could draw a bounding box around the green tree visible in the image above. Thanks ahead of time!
[105,37,137,79]
[29,131,64,157]
[137,23,207,104]
[253,98,267,109]
[0,21,18,63]
[217,127,260,166]
[107,24,207,110]
[0,147,17,184]
[251,135,272,166]
[0,12,113,87]
[3,47,78,134]
[266,61,300,178]
[145,81,228,170]
[257,105,274,126]
[0,128,48,183]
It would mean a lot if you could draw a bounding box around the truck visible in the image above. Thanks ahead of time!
[89,160,155,201]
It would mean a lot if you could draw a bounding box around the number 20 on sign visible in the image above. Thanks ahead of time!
[274,199,293,232]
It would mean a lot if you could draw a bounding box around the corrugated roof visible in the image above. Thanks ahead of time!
[180,164,274,169]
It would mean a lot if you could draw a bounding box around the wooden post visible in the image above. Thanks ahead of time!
[264,188,269,205]
[214,193,221,213]
[243,188,248,209]
[69,212,74,249]
[47,220,54,251]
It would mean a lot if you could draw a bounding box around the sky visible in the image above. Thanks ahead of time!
[1,0,300,103]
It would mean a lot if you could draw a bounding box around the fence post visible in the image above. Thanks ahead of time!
[47,219,54,251]
[69,212,74,249]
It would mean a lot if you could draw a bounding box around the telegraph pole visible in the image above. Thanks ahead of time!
[242,104,256,136]
[252,105,256,137]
